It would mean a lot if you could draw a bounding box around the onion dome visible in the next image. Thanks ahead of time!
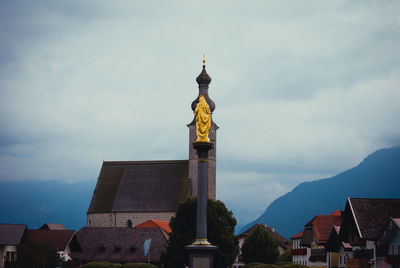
[191,59,215,112]
[196,65,212,86]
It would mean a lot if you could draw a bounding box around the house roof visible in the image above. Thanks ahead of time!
[0,224,26,246]
[290,231,303,240]
[135,220,172,234]
[240,224,289,250]
[27,230,76,251]
[347,198,400,240]
[304,213,342,244]
[87,160,189,214]
[39,223,67,230]
[73,227,168,262]
[392,218,400,229]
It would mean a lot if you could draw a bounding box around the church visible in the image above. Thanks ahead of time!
[87,63,219,228]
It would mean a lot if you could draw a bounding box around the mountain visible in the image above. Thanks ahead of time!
[239,146,400,238]
[0,179,95,230]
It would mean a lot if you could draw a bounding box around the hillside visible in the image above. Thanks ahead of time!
[239,146,400,238]
[0,180,95,230]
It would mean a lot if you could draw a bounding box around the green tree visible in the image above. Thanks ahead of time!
[277,248,292,263]
[17,240,59,268]
[161,197,239,268]
[242,225,279,264]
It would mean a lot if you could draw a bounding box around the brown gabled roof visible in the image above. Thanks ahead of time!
[0,224,27,246]
[73,227,168,262]
[135,220,172,234]
[87,160,189,214]
[240,224,289,250]
[27,230,76,251]
[39,223,67,230]
[305,213,342,244]
[347,198,400,240]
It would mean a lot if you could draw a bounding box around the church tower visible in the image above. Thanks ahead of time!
[188,61,218,200]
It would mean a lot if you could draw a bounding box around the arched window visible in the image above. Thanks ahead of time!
[127,219,132,228]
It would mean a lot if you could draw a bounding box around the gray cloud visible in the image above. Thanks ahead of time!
[1,0,399,224]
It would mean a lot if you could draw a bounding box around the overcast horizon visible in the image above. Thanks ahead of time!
[1,0,399,226]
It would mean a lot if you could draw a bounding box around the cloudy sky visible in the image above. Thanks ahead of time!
[1,0,399,226]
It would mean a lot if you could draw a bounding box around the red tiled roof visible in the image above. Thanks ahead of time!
[290,231,303,240]
[27,230,75,251]
[135,220,172,234]
[306,214,342,244]
[330,210,342,216]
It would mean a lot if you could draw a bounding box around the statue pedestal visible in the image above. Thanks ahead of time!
[185,245,218,268]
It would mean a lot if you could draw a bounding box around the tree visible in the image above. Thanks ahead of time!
[17,239,59,268]
[241,225,279,264]
[161,197,239,268]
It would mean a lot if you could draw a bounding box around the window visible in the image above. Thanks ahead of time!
[127,219,132,228]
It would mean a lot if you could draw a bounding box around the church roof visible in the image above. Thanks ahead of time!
[73,227,168,262]
[87,160,189,214]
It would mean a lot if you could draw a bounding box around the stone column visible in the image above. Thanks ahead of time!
[185,142,218,268]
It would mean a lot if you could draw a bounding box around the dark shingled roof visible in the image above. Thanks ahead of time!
[27,230,76,251]
[0,224,26,246]
[348,197,400,240]
[73,227,168,262]
[88,160,189,213]
[39,223,67,230]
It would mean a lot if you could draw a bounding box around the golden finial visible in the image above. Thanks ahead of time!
[203,54,206,66]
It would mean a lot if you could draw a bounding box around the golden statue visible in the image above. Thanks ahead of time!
[195,95,211,142]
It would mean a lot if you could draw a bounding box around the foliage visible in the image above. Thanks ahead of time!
[81,262,121,268]
[161,197,239,268]
[277,249,293,263]
[243,263,279,268]
[17,239,59,268]
[275,261,292,266]
[122,263,157,268]
[242,225,279,264]
[280,265,309,268]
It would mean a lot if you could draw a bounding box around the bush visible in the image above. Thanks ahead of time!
[122,263,157,268]
[244,263,280,268]
[275,261,292,266]
[280,264,308,268]
[82,262,121,268]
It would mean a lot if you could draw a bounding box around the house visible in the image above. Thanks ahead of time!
[300,210,342,268]
[233,224,290,268]
[73,226,169,264]
[0,224,27,268]
[377,218,400,268]
[291,231,309,266]
[87,63,219,228]
[27,229,80,261]
[39,222,67,230]
[338,198,400,268]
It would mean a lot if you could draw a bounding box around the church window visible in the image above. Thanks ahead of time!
[127,219,132,227]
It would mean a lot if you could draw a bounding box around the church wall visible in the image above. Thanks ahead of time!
[88,212,175,227]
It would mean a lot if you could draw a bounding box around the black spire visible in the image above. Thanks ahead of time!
[191,61,215,112]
